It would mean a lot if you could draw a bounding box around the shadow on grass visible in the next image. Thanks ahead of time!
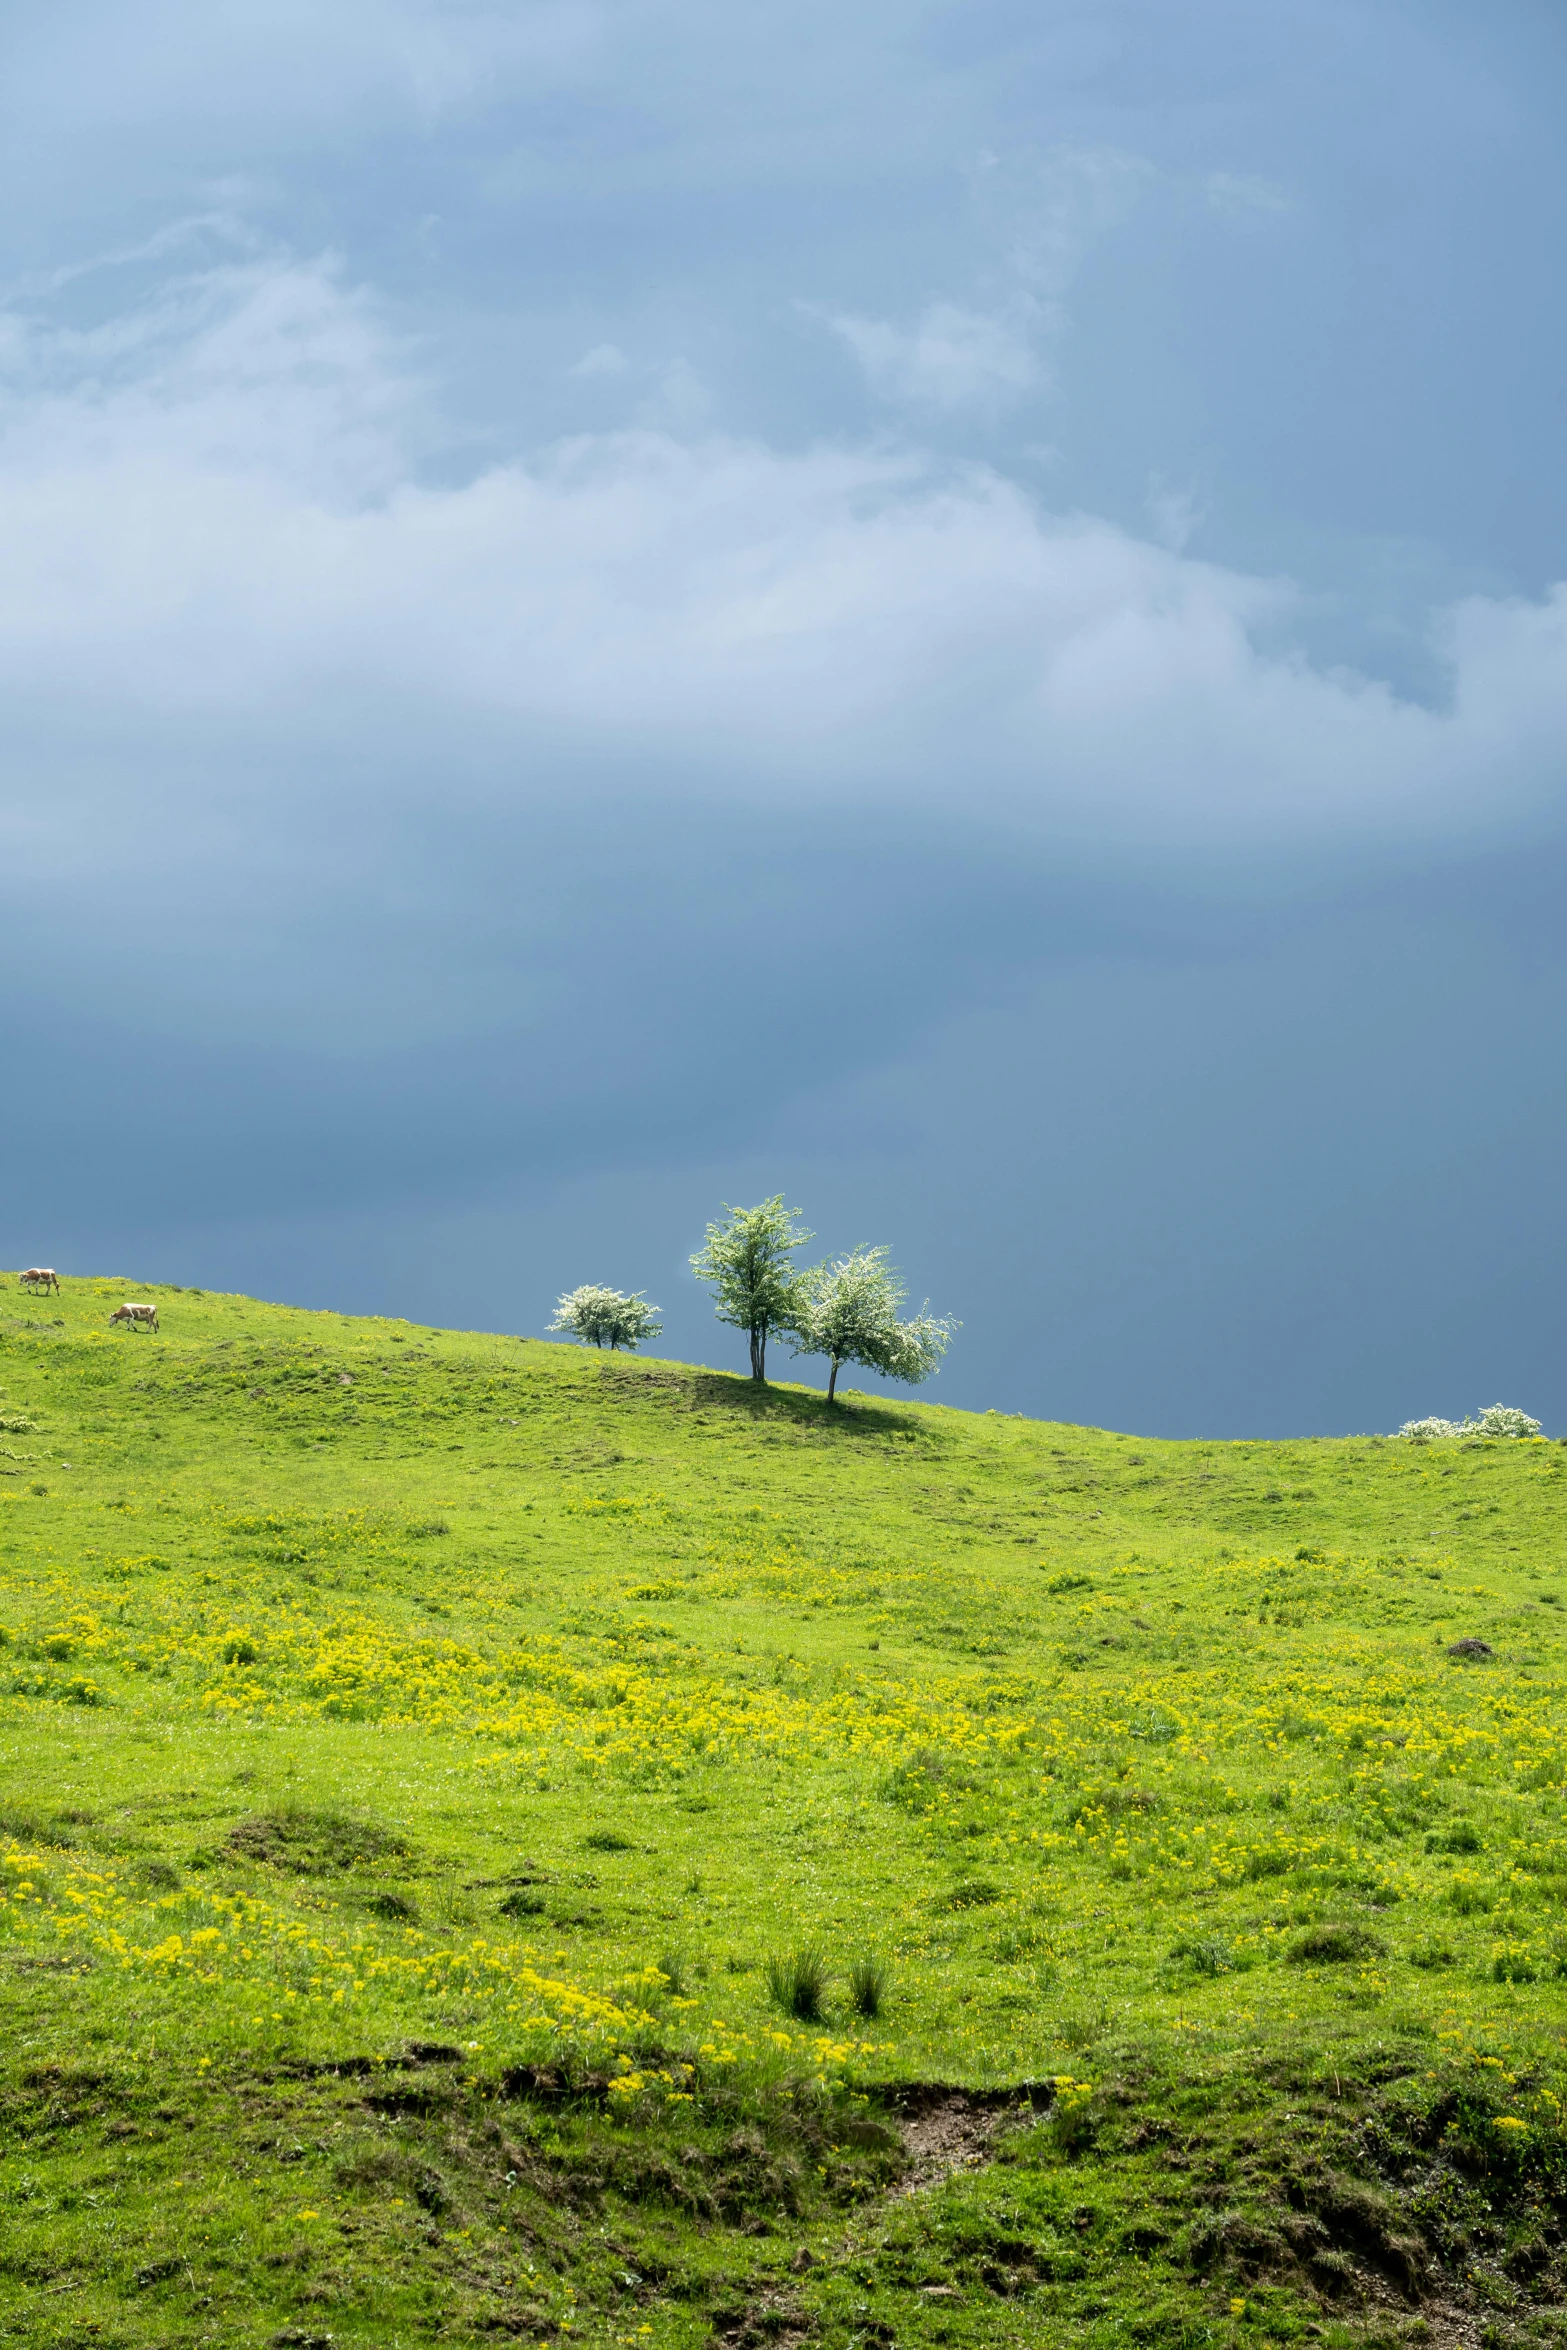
[595,1358,943,1440]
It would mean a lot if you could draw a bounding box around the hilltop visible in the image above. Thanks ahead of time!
[4,1273,1567,2348]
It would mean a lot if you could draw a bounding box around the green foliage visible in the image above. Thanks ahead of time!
[689,1196,813,1380]
[548,1283,663,1351]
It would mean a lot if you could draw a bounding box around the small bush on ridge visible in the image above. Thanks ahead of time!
[549,1285,663,1352]
[1397,1404,1541,1441]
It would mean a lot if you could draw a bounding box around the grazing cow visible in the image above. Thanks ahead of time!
[108,1302,159,1333]
[20,1268,59,1294]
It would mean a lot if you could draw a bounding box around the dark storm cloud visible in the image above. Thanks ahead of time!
[1,0,1564,1431]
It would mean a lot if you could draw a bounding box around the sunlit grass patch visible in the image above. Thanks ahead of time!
[4,1279,1567,2343]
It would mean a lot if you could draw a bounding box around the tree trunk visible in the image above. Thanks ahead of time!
[750,1323,766,1381]
[827,1357,839,1403]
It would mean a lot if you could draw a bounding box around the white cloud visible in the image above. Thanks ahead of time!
[566,344,710,429]
[1,254,1565,865]
[1146,478,1205,553]
[817,148,1158,420]
[6,2,604,142]
[633,355,713,433]
[569,341,630,378]
[1205,170,1293,216]
[991,146,1156,299]
[823,300,1042,412]
[0,255,422,501]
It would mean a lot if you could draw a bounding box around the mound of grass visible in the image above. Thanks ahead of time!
[945,1875,1003,1909]
[367,1887,419,1922]
[4,1274,1567,2344]
[1285,1921,1387,1965]
[221,1805,411,1874]
[497,1887,547,1918]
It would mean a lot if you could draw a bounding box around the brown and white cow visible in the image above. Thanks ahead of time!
[108,1302,159,1332]
[20,1268,60,1294]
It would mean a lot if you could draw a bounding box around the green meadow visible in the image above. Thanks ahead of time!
[4,1273,1567,2349]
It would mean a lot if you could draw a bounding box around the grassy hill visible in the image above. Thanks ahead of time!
[4,1274,1567,2349]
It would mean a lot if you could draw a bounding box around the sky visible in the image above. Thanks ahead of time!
[2,0,1565,1435]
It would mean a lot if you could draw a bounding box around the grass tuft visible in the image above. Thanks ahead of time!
[654,1947,690,1997]
[765,1945,828,2021]
[847,1955,887,2017]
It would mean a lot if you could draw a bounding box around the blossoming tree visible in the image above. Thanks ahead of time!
[787,1245,955,1403]
[689,1197,813,1382]
[548,1284,663,1351]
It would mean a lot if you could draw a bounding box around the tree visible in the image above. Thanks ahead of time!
[689,1196,813,1382]
[548,1284,663,1352]
[788,1245,955,1403]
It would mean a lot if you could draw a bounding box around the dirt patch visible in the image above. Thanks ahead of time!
[1418,2299,1486,2349]
[710,2287,808,2349]
[882,2083,1051,2194]
[1337,2261,1486,2350]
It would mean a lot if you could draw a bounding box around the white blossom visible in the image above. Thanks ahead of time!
[788,1245,955,1403]
[548,1284,662,1352]
[690,1197,813,1383]
[1395,1403,1541,1442]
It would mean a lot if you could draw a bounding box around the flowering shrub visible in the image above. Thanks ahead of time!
[1472,1403,1544,1438]
[1397,1403,1542,1441]
[548,1286,663,1352]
